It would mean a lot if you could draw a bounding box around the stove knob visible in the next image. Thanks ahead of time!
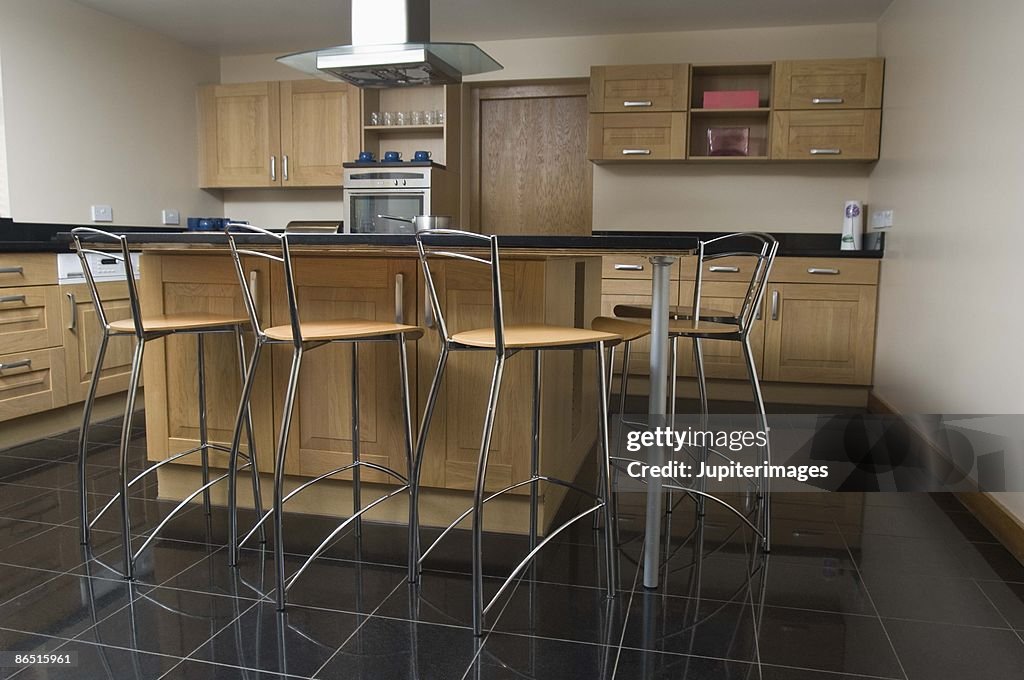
[394,180,399,186]
[402,180,407,186]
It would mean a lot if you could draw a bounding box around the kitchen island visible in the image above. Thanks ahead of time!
[120,232,699,534]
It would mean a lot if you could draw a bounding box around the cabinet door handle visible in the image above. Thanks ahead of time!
[623,100,653,107]
[756,305,762,321]
[708,266,739,273]
[614,264,644,271]
[807,267,840,275]
[282,155,289,182]
[0,294,26,304]
[247,270,259,315]
[270,155,277,182]
[394,273,404,324]
[622,149,652,156]
[0,266,24,275]
[0,359,32,372]
[811,97,844,105]
[770,290,779,321]
[424,289,434,328]
[66,292,77,332]
[810,148,842,156]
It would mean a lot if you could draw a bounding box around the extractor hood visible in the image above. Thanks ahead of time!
[277,0,502,87]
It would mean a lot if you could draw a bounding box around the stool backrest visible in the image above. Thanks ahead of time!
[70,227,144,338]
[691,232,778,335]
[224,224,302,346]
[414,229,505,355]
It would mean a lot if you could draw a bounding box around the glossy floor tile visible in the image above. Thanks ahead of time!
[1,415,1023,679]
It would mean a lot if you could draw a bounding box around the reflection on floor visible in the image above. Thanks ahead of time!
[0,415,1022,679]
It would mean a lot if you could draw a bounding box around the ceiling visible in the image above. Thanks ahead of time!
[71,0,894,56]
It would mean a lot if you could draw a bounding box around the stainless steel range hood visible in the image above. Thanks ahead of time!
[277,0,502,87]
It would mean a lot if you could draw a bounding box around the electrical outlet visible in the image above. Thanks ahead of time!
[90,205,113,222]
[870,209,894,230]
[162,209,180,225]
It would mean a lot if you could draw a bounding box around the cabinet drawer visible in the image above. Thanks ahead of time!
[590,64,688,113]
[602,255,681,281]
[773,58,884,110]
[0,254,57,288]
[769,258,879,285]
[588,113,686,161]
[0,347,67,422]
[679,256,762,282]
[0,285,64,353]
[771,110,881,161]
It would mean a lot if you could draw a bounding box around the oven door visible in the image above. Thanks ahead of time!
[345,190,428,234]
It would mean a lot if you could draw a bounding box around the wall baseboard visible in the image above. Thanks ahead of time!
[867,390,1024,567]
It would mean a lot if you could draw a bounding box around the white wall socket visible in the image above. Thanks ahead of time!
[870,209,894,230]
[90,205,113,222]
[162,209,180,225]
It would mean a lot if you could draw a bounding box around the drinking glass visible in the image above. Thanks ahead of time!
[411,110,424,125]
[382,111,394,126]
[369,111,381,126]
[423,109,437,125]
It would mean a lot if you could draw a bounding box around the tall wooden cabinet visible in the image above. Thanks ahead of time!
[198,79,360,189]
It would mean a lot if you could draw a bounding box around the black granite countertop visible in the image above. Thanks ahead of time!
[2,217,883,258]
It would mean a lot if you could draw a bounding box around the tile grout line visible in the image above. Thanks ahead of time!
[970,578,1024,648]
[833,518,910,680]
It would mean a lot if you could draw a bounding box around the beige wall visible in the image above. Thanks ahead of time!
[0,46,9,218]
[871,0,1024,520]
[0,0,222,226]
[220,22,878,231]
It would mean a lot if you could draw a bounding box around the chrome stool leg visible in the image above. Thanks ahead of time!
[666,336,678,514]
[410,347,449,581]
[742,337,770,552]
[693,337,709,518]
[236,328,265,541]
[529,351,541,553]
[197,334,211,515]
[593,343,616,532]
[595,341,618,597]
[274,347,304,611]
[351,344,362,538]
[397,334,417,585]
[228,330,265,567]
[472,355,506,636]
[79,330,110,545]
[119,337,146,580]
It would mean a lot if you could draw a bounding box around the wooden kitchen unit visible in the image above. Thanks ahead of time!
[138,243,606,534]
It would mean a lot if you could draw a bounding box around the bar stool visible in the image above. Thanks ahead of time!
[616,232,779,550]
[72,227,263,580]
[411,229,622,637]
[223,224,423,612]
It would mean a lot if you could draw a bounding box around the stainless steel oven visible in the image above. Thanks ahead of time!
[342,165,433,234]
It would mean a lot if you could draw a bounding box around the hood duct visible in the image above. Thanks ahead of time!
[277,0,502,87]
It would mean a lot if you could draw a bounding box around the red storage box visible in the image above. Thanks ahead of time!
[702,90,760,109]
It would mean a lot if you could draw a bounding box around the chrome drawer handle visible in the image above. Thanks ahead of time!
[394,273,404,324]
[283,155,289,182]
[614,264,644,271]
[708,266,739,273]
[623,100,653,107]
[812,97,844,105]
[0,359,32,371]
[770,290,779,321]
[621,149,652,155]
[67,292,77,332]
[0,294,27,304]
[810,149,842,155]
[0,266,24,275]
[270,155,277,182]
[807,267,840,275]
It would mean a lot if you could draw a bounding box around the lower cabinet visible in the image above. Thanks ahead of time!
[762,283,877,385]
[63,281,138,403]
[0,347,67,421]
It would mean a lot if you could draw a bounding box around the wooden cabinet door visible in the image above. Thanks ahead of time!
[140,255,275,468]
[198,82,281,188]
[763,283,877,385]
[0,347,67,422]
[416,260,545,492]
[676,281,765,381]
[280,80,361,187]
[589,64,688,113]
[0,285,62,353]
[588,112,686,161]
[771,110,881,161]
[63,281,137,403]
[600,278,680,378]
[773,58,884,110]
[272,258,418,483]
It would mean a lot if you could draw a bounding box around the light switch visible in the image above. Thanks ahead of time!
[162,209,180,225]
[91,205,113,222]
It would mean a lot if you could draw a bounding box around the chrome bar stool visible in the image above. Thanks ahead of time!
[73,227,263,580]
[223,224,423,611]
[411,229,622,637]
[616,232,778,550]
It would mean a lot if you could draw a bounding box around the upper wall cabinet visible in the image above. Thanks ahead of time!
[198,80,361,189]
[587,57,884,164]
[773,58,884,110]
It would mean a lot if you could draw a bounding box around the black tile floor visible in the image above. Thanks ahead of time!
[1,417,1023,679]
